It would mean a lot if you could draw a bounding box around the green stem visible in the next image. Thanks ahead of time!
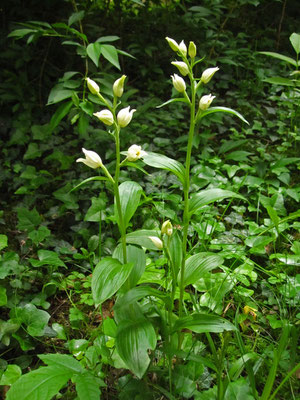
[179,80,196,319]
[114,126,127,264]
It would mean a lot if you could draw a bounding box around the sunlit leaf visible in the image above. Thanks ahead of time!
[92,257,134,305]
[116,318,156,379]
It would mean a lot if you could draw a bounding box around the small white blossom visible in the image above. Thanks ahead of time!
[93,110,114,126]
[201,67,219,84]
[86,78,100,95]
[127,144,147,162]
[117,106,136,128]
[179,40,187,56]
[76,148,102,169]
[161,220,173,236]
[165,37,179,52]
[171,74,186,93]
[149,236,163,250]
[171,61,189,76]
[199,94,216,110]
[113,75,127,97]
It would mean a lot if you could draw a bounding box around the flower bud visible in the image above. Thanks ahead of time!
[93,110,114,126]
[117,106,136,128]
[127,144,147,162]
[171,74,186,93]
[201,67,219,84]
[161,220,173,236]
[113,75,127,97]
[86,78,100,95]
[179,40,187,56]
[171,61,189,76]
[188,41,197,58]
[199,94,216,110]
[149,236,163,250]
[165,37,179,52]
[76,148,102,169]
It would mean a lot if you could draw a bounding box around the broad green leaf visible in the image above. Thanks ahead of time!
[28,225,51,245]
[173,313,236,334]
[47,84,73,105]
[39,354,83,373]
[84,196,106,222]
[100,44,120,70]
[87,42,102,67]
[0,234,8,251]
[48,100,73,133]
[72,372,103,400]
[116,318,156,379]
[114,286,171,311]
[224,378,255,400]
[6,366,72,400]
[116,181,143,229]
[290,33,300,55]
[12,304,50,337]
[189,189,246,216]
[258,51,297,67]
[17,207,41,232]
[29,249,66,268]
[198,106,249,125]
[263,77,295,86]
[113,245,146,288]
[126,229,161,250]
[92,257,134,305]
[183,253,224,286]
[0,364,22,385]
[71,176,108,192]
[143,151,185,184]
[157,97,190,108]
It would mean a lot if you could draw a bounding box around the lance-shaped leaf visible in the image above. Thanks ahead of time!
[115,181,143,229]
[126,229,160,250]
[172,313,236,334]
[116,318,157,379]
[113,244,146,289]
[72,372,104,400]
[258,51,297,67]
[6,366,72,400]
[114,286,172,311]
[157,97,190,108]
[71,176,108,192]
[142,152,185,184]
[182,253,224,287]
[92,257,134,305]
[189,189,246,216]
[197,106,249,125]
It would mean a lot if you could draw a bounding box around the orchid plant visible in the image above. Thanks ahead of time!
[72,37,250,396]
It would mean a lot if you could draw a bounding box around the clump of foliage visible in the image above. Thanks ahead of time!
[0,1,299,399]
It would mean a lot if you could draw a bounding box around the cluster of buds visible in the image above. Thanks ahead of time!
[166,37,219,111]
[86,76,136,129]
[148,220,173,251]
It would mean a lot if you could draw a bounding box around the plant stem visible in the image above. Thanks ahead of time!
[179,79,196,319]
[114,126,127,264]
